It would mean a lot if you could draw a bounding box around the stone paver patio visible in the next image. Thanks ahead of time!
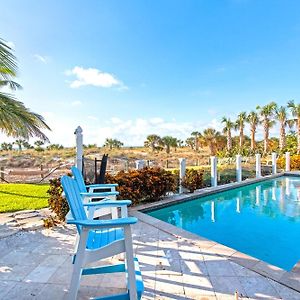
[1,216,300,300]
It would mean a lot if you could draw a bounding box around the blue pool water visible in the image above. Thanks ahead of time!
[148,176,300,271]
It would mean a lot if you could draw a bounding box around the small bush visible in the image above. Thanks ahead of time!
[277,154,300,170]
[181,169,204,192]
[46,178,69,222]
[105,167,177,205]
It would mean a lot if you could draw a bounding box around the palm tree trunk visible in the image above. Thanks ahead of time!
[297,119,300,154]
[239,126,243,148]
[263,122,269,153]
[279,122,286,151]
[195,137,199,151]
[250,127,256,151]
[227,131,232,151]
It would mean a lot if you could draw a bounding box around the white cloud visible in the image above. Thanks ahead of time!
[34,54,48,64]
[88,116,98,121]
[65,66,127,89]
[71,100,82,106]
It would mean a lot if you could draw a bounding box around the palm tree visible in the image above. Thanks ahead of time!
[161,136,177,154]
[199,128,221,155]
[144,134,162,152]
[185,137,195,150]
[103,138,123,150]
[247,111,259,151]
[275,106,293,151]
[191,131,201,151]
[256,102,277,153]
[0,39,50,140]
[221,117,234,151]
[235,112,247,149]
[14,139,25,151]
[287,100,300,153]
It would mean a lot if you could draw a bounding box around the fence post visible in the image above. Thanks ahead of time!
[272,152,277,175]
[135,160,145,170]
[285,152,290,172]
[211,156,218,187]
[0,167,4,182]
[255,154,261,178]
[179,158,186,194]
[74,126,83,172]
[236,155,242,182]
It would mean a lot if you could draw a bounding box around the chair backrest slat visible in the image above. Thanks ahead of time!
[71,166,87,193]
[61,176,87,232]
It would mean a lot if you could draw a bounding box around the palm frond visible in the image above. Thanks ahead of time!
[0,92,50,141]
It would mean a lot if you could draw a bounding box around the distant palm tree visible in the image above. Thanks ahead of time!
[221,117,234,151]
[199,128,221,155]
[191,131,201,151]
[14,139,26,151]
[144,134,162,152]
[275,105,293,151]
[0,38,50,141]
[247,111,259,151]
[235,112,247,149]
[103,138,123,150]
[287,100,300,153]
[161,136,177,154]
[185,137,195,150]
[256,102,277,153]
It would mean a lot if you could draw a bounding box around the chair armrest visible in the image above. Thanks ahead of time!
[67,217,137,228]
[87,183,118,188]
[80,191,119,197]
[83,200,131,208]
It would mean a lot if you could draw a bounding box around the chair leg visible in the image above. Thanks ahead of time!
[124,225,137,300]
[68,229,88,300]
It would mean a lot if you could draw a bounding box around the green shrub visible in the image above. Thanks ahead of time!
[105,167,177,205]
[46,178,69,222]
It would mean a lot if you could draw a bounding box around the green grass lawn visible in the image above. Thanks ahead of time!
[0,183,49,213]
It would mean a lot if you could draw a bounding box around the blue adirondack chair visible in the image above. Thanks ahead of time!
[61,175,144,300]
[71,166,124,219]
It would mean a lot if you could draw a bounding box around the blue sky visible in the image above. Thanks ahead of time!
[1,0,300,146]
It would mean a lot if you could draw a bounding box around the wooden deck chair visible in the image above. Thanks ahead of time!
[72,166,123,219]
[61,175,143,300]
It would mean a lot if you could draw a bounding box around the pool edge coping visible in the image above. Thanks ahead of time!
[130,171,300,293]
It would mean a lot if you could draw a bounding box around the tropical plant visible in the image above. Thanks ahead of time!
[34,140,44,151]
[144,134,162,152]
[161,136,177,154]
[235,112,247,149]
[247,111,260,151]
[103,138,123,150]
[185,137,195,150]
[14,139,26,151]
[22,140,33,149]
[181,169,204,193]
[256,102,277,153]
[199,128,221,155]
[287,100,300,153]
[275,105,293,151]
[221,117,234,151]
[0,38,50,141]
[46,144,64,150]
[191,131,201,151]
[0,142,13,151]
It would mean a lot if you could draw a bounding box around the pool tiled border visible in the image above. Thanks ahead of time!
[131,171,300,292]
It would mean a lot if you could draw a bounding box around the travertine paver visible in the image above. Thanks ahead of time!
[0,220,300,299]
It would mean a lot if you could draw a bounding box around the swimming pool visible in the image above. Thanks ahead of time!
[148,176,300,271]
